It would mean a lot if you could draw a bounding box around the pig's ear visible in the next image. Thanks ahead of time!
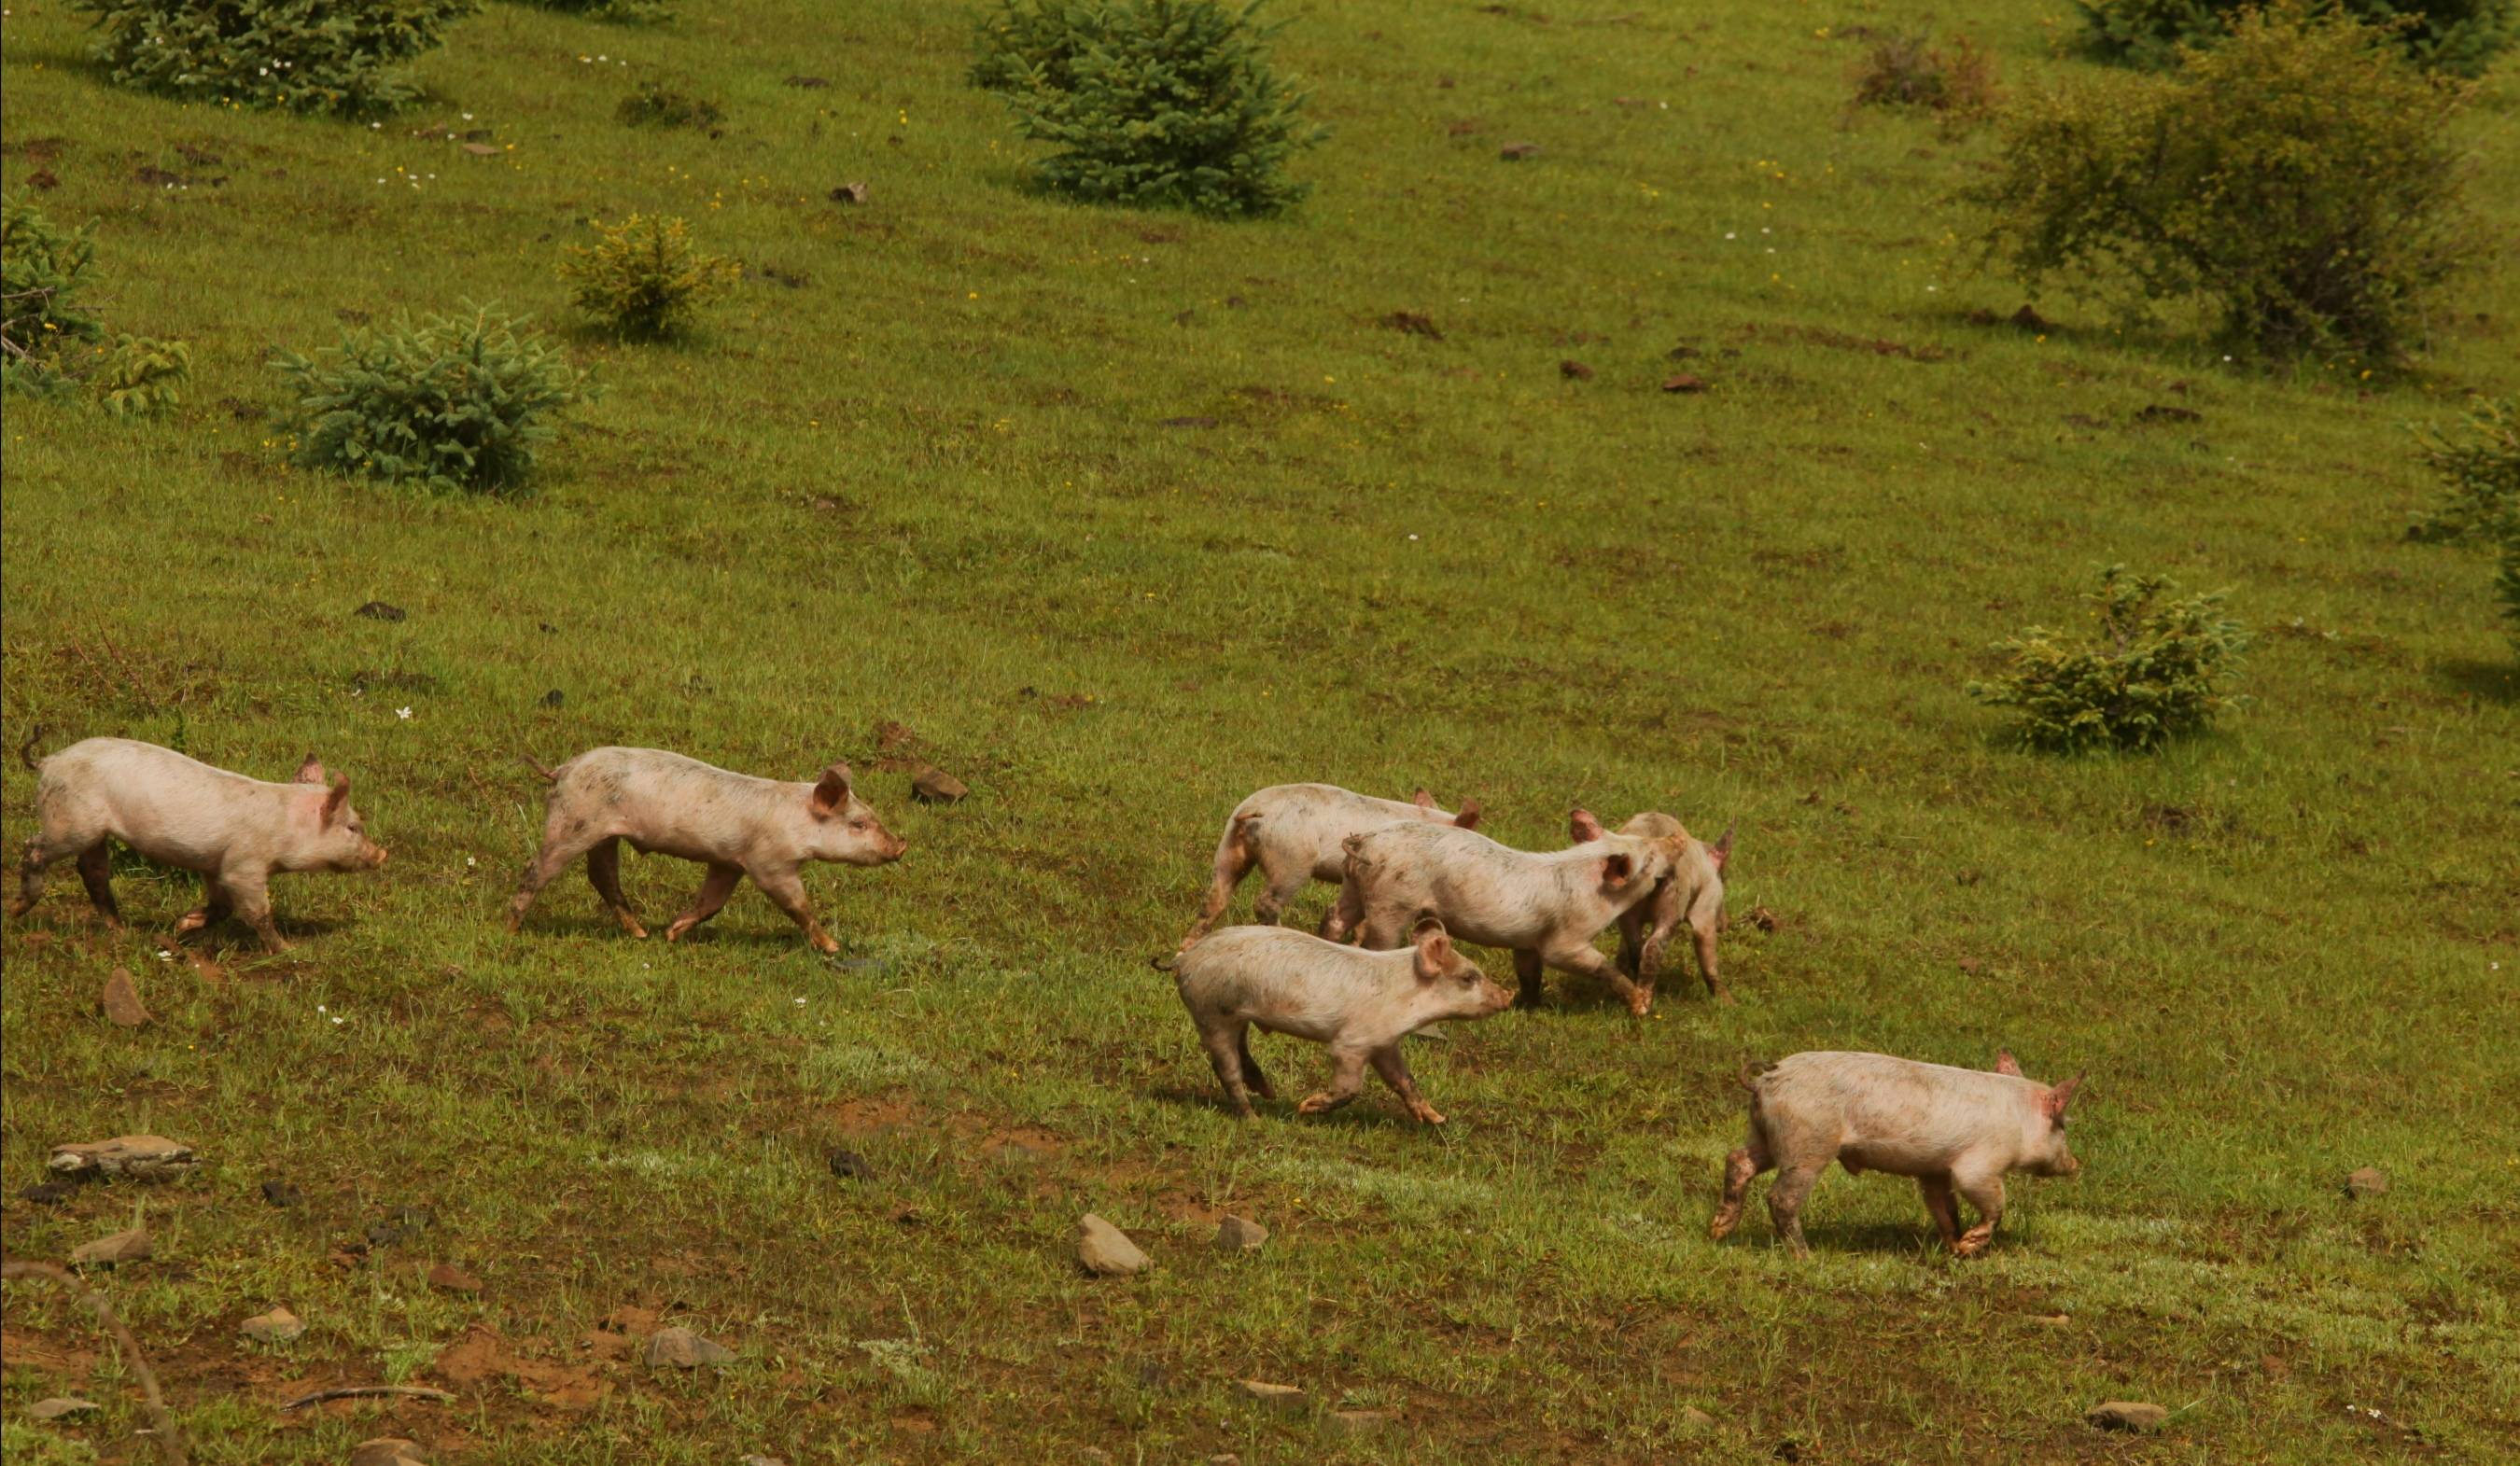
[1410,917,1452,980]
[321,775,352,827]
[1710,824,1734,872]
[1600,851,1634,889]
[1413,788,1437,813]
[1995,1050,2023,1077]
[1569,807,1606,843]
[808,763,854,817]
[2043,1072,2084,1120]
[296,753,327,785]
[1450,798,1481,831]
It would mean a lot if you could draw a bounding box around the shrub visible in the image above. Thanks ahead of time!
[514,0,668,19]
[1968,565,2248,752]
[273,304,595,493]
[1,194,104,391]
[2079,0,2517,77]
[1849,31,2000,129]
[2406,397,2519,543]
[93,335,192,418]
[973,0,1324,218]
[557,214,740,340]
[2499,523,2520,656]
[616,81,721,129]
[1970,6,2480,363]
[75,0,479,118]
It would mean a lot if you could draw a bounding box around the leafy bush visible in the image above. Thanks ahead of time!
[2406,397,2519,543]
[514,0,668,19]
[1849,31,1999,129]
[1970,6,2480,363]
[973,0,1324,218]
[2,194,104,391]
[273,304,595,493]
[93,335,192,418]
[2079,0,2517,77]
[558,214,740,340]
[616,81,721,128]
[2499,523,2520,656]
[1968,566,2248,752]
[75,0,479,118]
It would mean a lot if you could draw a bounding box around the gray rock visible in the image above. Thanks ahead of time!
[49,1135,196,1179]
[1329,1408,1395,1433]
[2345,1166,2389,1198]
[69,1225,151,1267]
[644,1326,735,1368]
[739,1458,788,1466]
[348,1439,426,1466]
[911,765,968,803]
[1213,1214,1268,1253]
[2085,1401,2169,1432]
[241,1305,305,1343]
[1679,1405,1715,1431]
[1236,1379,1305,1410]
[101,968,150,1027]
[27,1397,101,1420]
[1076,1214,1150,1277]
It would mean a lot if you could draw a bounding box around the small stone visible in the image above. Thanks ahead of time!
[1076,1214,1151,1277]
[354,600,406,622]
[2344,1166,2388,1198]
[27,1397,101,1420]
[69,1225,151,1267]
[1498,141,1542,160]
[1956,957,1982,974]
[2085,1401,2169,1432]
[1679,1405,1716,1431]
[740,1458,789,1466]
[1208,1457,1242,1466]
[242,1305,306,1343]
[1661,373,1710,393]
[49,1135,196,1179]
[539,689,565,708]
[1559,359,1593,380]
[427,1263,484,1295]
[1236,1379,1305,1410]
[1213,1215,1268,1253]
[1329,1408,1394,1433]
[911,765,969,803]
[830,181,869,204]
[20,1181,75,1206]
[827,1148,875,1181]
[262,1179,304,1208]
[645,1325,736,1367]
[348,1439,427,1466]
[101,968,150,1027]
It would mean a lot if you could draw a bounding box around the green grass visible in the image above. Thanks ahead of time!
[4,2,2516,1462]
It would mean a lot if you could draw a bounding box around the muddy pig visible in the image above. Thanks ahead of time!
[1568,809,1732,1009]
[1327,815,1687,1014]
[508,747,905,953]
[1180,782,1480,948]
[1710,1050,2086,1259]
[10,734,387,949]
[1163,918,1512,1124]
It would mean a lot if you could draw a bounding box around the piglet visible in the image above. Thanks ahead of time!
[1327,815,1688,1013]
[507,747,904,953]
[1568,809,1732,1009]
[1180,782,1479,949]
[10,735,387,949]
[1163,919,1512,1124]
[1710,1050,2085,1259]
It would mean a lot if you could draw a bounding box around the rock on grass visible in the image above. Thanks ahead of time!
[645,1326,735,1367]
[2085,1401,2169,1432]
[1077,1214,1150,1277]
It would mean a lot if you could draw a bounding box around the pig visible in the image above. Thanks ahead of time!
[1325,814,1689,1014]
[9,734,388,949]
[507,747,905,953]
[1709,1050,2086,1259]
[1163,918,1513,1124]
[1567,809,1732,1009]
[1179,783,1480,950]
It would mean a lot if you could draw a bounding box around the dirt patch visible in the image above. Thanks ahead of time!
[2,1326,98,1377]
[433,1325,609,1411]
[830,1095,921,1137]
[1745,323,1949,361]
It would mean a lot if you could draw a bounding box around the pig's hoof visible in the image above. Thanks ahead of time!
[1708,1217,1736,1241]
[1410,1103,1447,1125]
[1953,1234,1992,1259]
[1295,1093,1336,1116]
[174,912,209,935]
[1625,994,1654,1018]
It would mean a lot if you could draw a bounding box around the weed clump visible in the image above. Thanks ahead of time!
[1849,31,1999,129]
[1,194,104,393]
[273,304,595,493]
[75,0,479,118]
[2499,525,2520,656]
[517,0,668,18]
[558,214,740,340]
[1970,5,2481,363]
[94,336,191,419]
[2406,397,2518,543]
[973,0,1324,218]
[1969,566,2248,752]
[616,81,721,129]
[2079,0,2516,76]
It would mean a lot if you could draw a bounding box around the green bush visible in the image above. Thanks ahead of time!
[1970,5,2480,362]
[616,80,721,129]
[973,0,1323,218]
[93,334,192,418]
[1,194,104,392]
[2406,397,2519,543]
[513,0,668,19]
[75,0,478,118]
[1849,31,2000,130]
[1969,565,2248,752]
[2079,0,2517,77]
[273,304,595,493]
[558,214,740,340]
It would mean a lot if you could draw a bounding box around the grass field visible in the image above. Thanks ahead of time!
[4,1,2516,1462]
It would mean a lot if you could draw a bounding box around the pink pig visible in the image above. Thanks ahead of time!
[1568,809,1732,1009]
[10,734,387,949]
[1180,782,1480,949]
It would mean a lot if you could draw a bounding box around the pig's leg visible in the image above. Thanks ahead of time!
[1918,1174,1964,1250]
[1355,904,1413,952]
[74,845,122,928]
[1368,1045,1444,1125]
[1319,872,1365,944]
[223,866,287,951]
[506,821,612,932]
[749,863,840,955]
[1184,825,1255,946]
[1249,848,1309,928]
[1691,917,1728,1003]
[664,862,742,942]
[1614,909,1646,984]
[584,839,649,938]
[175,877,233,936]
[1236,1029,1276,1100]
[1542,938,1650,1015]
[1200,1024,1257,1118]
[1765,1156,1828,1259]
[1511,947,1547,1010]
[1709,1132,1773,1241]
[1950,1165,2007,1258]
[1295,1047,1369,1116]
[10,834,70,916]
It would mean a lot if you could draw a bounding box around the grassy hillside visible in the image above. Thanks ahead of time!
[4,2,2515,1462]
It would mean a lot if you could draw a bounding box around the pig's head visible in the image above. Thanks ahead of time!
[1410,917,1514,1019]
[804,762,907,866]
[2021,1069,2085,1178]
[301,772,387,872]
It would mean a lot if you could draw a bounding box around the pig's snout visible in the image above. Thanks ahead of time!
[368,845,389,870]
[885,834,908,862]
[1478,979,1515,1015]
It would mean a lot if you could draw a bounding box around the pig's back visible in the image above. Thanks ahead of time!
[1766,1052,2036,1158]
[47,739,280,868]
[1175,925,1395,1041]
[1247,784,1439,879]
